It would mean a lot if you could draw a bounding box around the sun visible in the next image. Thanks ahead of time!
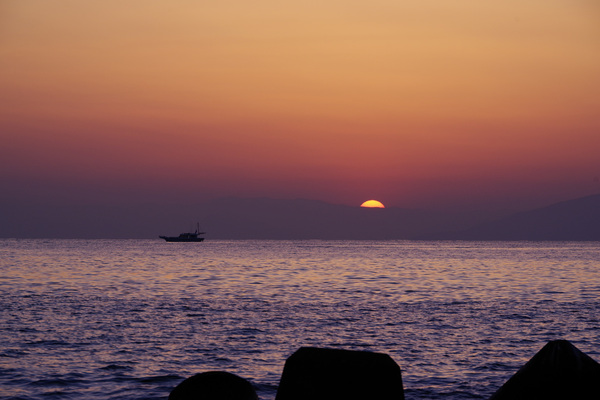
[360,200,385,208]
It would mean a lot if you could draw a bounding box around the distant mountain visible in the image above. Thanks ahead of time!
[2,195,598,240]
[434,194,600,241]
[0,197,470,239]
[197,197,469,240]
[0,203,195,239]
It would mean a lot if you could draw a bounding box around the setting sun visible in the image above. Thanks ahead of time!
[360,200,385,208]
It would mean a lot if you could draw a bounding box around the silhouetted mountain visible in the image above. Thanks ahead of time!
[2,195,598,240]
[435,194,600,241]
[0,203,196,239]
[197,198,469,239]
[0,197,473,239]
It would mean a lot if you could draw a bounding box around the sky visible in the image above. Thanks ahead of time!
[1,0,600,214]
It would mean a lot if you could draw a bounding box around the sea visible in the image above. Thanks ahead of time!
[1,239,599,400]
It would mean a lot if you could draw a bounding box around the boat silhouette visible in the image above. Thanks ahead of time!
[160,223,205,242]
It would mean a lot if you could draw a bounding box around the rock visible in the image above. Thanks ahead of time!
[490,339,600,400]
[169,371,258,400]
[275,347,405,400]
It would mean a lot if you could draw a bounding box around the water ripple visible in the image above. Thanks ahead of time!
[1,240,599,399]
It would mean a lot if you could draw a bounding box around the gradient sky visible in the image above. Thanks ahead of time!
[1,1,599,212]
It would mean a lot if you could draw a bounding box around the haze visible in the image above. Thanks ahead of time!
[2,1,599,226]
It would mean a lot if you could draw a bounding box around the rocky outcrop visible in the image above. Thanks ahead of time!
[275,347,405,400]
[490,340,600,400]
[169,371,258,400]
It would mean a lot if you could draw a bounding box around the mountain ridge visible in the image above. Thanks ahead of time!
[429,194,600,241]
[1,195,598,240]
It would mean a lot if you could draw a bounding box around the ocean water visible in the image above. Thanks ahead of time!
[1,239,599,400]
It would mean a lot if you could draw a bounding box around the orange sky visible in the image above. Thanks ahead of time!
[1,1,599,211]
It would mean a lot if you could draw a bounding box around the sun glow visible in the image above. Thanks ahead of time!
[360,200,385,208]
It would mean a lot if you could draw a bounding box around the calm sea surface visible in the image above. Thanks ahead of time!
[1,240,599,399]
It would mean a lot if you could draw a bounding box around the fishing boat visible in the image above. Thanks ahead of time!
[160,224,205,242]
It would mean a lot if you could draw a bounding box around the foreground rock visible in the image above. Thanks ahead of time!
[275,347,405,400]
[490,339,600,400]
[169,371,258,400]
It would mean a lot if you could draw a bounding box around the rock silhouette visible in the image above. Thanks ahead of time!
[169,371,258,400]
[275,347,405,400]
[490,339,600,400]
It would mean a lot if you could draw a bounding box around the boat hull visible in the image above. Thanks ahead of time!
[160,236,204,242]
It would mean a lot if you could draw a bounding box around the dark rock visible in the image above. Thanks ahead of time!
[275,347,405,400]
[169,371,258,400]
[490,340,600,400]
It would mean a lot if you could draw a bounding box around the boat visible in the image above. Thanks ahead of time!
[160,223,205,242]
